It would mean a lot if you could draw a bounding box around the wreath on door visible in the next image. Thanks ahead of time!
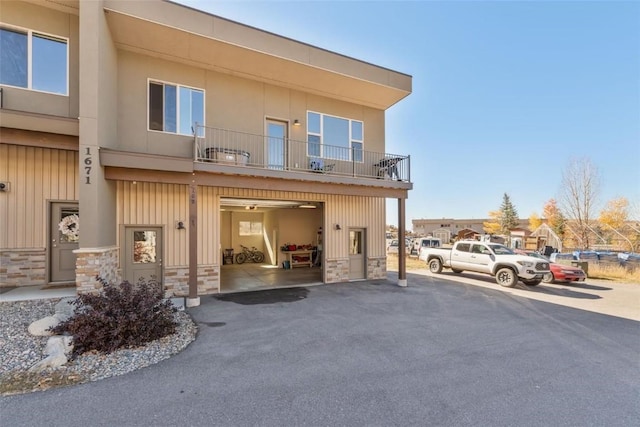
[58,214,80,242]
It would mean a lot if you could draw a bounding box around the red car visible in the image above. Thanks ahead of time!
[516,250,587,284]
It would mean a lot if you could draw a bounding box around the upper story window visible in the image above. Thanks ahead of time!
[307,111,363,162]
[148,80,204,136]
[0,25,68,95]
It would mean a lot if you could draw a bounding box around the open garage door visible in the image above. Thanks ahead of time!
[219,198,323,293]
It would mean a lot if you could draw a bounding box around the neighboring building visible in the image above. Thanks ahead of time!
[412,218,529,243]
[0,0,413,300]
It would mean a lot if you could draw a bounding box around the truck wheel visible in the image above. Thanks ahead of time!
[452,269,463,274]
[495,267,518,287]
[542,272,555,283]
[522,279,541,287]
[428,258,443,274]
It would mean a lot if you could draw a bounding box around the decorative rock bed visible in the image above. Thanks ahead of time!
[0,298,197,396]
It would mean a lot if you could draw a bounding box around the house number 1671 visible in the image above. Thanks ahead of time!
[84,147,92,184]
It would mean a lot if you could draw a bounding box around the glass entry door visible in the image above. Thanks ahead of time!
[124,227,163,286]
[349,228,366,280]
[266,120,287,170]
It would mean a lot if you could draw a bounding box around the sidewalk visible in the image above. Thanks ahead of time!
[0,285,77,303]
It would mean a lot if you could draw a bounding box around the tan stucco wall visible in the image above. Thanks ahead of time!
[115,50,386,159]
[0,0,80,119]
[78,0,118,249]
[0,144,78,249]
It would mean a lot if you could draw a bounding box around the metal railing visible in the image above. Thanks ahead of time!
[193,125,410,182]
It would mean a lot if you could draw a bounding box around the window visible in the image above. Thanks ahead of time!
[0,26,68,95]
[307,111,364,161]
[456,243,471,252]
[148,80,204,136]
[239,221,262,236]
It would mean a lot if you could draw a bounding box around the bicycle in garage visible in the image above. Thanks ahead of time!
[235,245,265,264]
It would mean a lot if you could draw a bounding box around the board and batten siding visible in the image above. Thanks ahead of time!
[117,182,387,267]
[0,144,78,249]
[117,181,189,267]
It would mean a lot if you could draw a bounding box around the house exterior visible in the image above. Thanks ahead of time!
[412,218,529,243]
[0,0,413,303]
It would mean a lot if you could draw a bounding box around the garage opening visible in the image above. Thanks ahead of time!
[219,198,323,293]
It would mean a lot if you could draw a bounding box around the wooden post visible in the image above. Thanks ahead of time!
[398,197,407,287]
[188,182,198,300]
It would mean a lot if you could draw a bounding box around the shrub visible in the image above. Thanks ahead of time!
[51,277,177,358]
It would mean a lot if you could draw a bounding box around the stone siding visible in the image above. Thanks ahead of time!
[367,256,387,280]
[164,265,219,297]
[325,258,350,283]
[74,247,120,294]
[0,249,46,287]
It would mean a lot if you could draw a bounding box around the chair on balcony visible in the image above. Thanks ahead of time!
[374,157,403,180]
[310,158,335,173]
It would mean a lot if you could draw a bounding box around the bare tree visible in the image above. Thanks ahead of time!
[559,157,600,249]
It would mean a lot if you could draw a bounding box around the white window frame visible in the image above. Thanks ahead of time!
[147,78,205,136]
[307,110,364,162]
[0,23,69,96]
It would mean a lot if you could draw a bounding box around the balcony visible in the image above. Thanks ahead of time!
[193,126,411,185]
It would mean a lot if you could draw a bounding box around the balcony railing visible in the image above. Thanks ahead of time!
[193,125,410,182]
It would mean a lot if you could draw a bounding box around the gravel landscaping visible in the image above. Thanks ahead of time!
[0,298,197,396]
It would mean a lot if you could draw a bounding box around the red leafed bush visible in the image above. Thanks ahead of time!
[51,277,177,358]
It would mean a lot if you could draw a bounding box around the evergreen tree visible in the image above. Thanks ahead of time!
[500,193,519,236]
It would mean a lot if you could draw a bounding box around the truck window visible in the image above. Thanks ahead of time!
[457,243,471,252]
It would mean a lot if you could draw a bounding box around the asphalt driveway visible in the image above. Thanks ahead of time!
[2,274,639,426]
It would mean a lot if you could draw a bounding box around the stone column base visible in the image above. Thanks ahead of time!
[74,246,119,294]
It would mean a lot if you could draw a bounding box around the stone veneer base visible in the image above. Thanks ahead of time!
[0,248,46,287]
[163,265,219,297]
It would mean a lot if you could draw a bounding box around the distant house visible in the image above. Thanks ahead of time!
[413,218,529,243]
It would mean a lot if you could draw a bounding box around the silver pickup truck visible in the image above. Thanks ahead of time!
[419,240,550,287]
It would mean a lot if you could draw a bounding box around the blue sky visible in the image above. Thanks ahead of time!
[177,0,639,227]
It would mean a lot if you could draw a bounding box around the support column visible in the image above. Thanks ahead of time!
[186,181,200,307]
[398,197,407,287]
[76,0,119,293]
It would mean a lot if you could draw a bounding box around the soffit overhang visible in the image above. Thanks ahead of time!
[103,1,412,110]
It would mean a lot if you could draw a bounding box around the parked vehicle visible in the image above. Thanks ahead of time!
[419,240,550,287]
[515,250,586,284]
[235,245,265,264]
[387,239,411,254]
[411,237,442,256]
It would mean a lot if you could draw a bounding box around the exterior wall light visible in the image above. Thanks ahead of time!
[334,224,341,230]
[176,221,186,230]
[293,119,301,126]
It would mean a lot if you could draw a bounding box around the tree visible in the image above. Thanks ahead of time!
[599,197,638,251]
[483,210,502,235]
[528,212,542,232]
[599,197,629,230]
[559,157,600,249]
[500,193,519,235]
[542,198,566,239]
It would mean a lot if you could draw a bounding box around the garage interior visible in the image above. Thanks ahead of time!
[219,198,324,293]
